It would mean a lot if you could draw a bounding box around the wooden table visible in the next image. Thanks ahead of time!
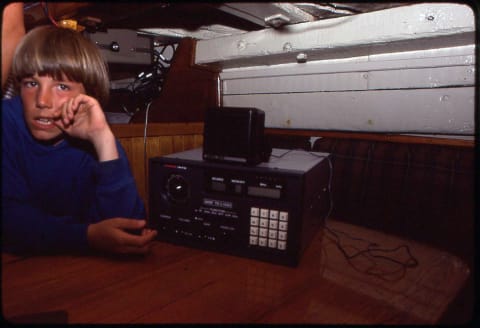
[2,220,470,324]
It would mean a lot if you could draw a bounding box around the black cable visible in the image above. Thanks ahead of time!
[324,223,419,281]
[114,43,175,114]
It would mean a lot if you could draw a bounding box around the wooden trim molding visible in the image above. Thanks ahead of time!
[266,128,475,148]
[111,122,204,138]
[110,123,474,148]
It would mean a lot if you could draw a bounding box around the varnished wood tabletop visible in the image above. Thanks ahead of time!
[2,220,470,324]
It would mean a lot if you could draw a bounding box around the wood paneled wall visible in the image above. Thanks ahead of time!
[112,123,203,205]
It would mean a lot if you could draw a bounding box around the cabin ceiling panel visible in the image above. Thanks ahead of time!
[23,2,414,38]
[194,3,475,68]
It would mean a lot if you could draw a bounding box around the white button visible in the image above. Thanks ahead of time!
[279,211,289,221]
[268,239,277,248]
[259,228,268,237]
[268,230,278,239]
[279,221,288,231]
[260,208,269,218]
[269,220,278,230]
[278,231,287,240]
[251,207,259,216]
[259,218,268,228]
[249,236,258,245]
[278,241,287,250]
[250,226,258,236]
[269,210,278,220]
[259,237,267,247]
[250,217,259,226]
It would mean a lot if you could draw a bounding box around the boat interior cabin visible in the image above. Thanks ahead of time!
[4,1,477,325]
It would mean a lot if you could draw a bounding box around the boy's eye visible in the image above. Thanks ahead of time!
[57,84,70,91]
[22,80,37,88]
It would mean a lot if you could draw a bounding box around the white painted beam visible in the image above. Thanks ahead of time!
[195,3,475,68]
[220,52,475,94]
[222,65,474,94]
[223,87,475,134]
[220,45,475,79]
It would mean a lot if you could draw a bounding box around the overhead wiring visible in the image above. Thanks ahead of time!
[114,43,176,117]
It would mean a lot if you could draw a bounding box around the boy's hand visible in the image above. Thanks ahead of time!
[87,218,158,255]
[53,94,118,161]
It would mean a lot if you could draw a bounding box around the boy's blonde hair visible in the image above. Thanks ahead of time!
[11,25,110,106]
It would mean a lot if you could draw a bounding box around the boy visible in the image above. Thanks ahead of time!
[2,25,157,254]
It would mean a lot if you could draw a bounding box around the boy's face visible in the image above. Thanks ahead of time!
[20,74,86,143]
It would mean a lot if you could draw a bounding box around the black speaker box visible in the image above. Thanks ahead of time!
[202,107,271,165]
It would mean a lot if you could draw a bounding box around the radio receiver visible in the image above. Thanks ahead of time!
[149,148,331,266]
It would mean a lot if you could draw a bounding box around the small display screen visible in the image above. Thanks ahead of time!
[211,181,226,192]
[247,186,282,199]
[233,184,243,194]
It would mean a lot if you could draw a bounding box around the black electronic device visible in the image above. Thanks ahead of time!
[202,107,271,165]
[149,148,331,267]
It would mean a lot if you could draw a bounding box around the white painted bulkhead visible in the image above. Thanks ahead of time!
[195,3,476,137]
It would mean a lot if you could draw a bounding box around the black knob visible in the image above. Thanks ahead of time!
[166,174,189,203]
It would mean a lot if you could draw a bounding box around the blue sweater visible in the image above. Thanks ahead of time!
[1,97,145,253]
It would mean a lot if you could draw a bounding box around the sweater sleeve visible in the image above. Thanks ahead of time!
[2,198,89,253]
[92,141,146,221]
